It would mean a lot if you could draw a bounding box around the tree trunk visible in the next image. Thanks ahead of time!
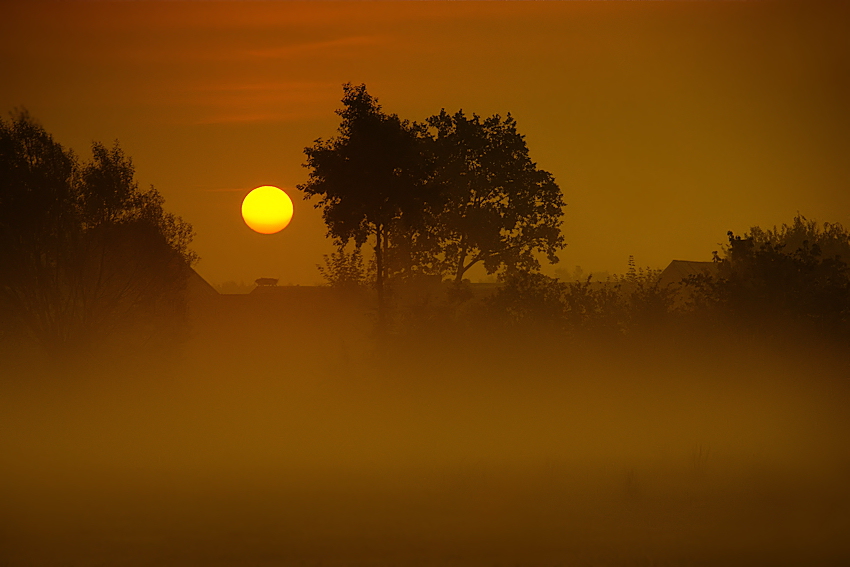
[454,240,468,283]
[374,223,385,327]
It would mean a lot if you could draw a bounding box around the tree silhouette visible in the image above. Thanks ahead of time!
[303,86,567,299]
[688,215,850,336]
[425,110,565,282]
[299,84,431,312]
[733,214,850,261]
[0,110,197,355]
[483,271,568,331]
[317,244,373,290]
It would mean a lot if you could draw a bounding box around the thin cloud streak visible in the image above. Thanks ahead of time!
[193,111,316,125]
[241,35,386,59]
[182,81,337,125]
[190,81,336,94]
[199,187,252,193]
[178,81,338,107]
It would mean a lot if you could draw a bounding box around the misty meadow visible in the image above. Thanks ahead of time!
[2,84,849,567]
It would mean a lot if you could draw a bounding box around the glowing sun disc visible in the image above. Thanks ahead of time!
[241,186,294,234]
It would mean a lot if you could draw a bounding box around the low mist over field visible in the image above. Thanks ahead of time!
[2,293,849,566]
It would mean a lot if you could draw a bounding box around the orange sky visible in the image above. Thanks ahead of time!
[2,1,848,286]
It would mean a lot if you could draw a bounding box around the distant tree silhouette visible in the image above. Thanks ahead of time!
[483,271,568,331]
[0,110,197,355]
[732,215,850,264]
[687,215,850,336]
[481,256,680,339]
[425,110,565,282]
[615,256,677,329]
[562,277,626,335]
[482,271,626,338]
[317,244,373,290]
[299,84,431,313]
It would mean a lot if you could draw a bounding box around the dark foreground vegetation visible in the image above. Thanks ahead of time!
[479,214,850,345]
[0,110,196,361]
[1,104,849,565]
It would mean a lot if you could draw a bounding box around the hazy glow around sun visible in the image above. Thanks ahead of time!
[241,186,294,234]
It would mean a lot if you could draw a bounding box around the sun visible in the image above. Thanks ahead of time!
[241,186,294,234]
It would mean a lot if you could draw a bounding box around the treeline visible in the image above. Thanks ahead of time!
[308,86,849,345]
[0,111,197,359]
[319,214,850,348]
[683,217,850,338]
[421,216,850,345]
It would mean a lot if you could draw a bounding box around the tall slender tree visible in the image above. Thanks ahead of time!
[299,84,430,310]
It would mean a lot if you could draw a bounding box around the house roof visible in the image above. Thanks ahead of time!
[186,266,219,299]
[658,260,718,287]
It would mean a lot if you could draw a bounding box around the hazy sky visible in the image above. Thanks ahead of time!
[2,1,848,286]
